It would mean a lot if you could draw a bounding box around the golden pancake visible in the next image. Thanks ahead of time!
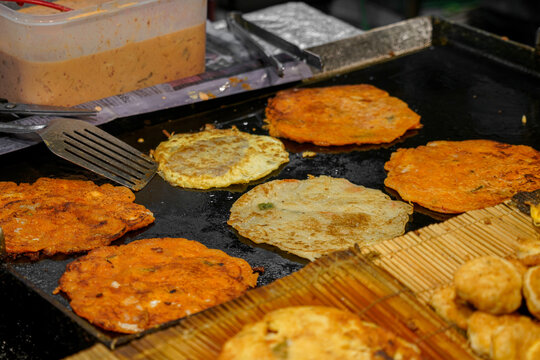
[0,178,154,258]
[218,306,421,360]
[264,84,422,146]
[153,126,289,189]
[384,140,540,213]
[454,256,522,315]
[228,176,412,261]
[56,237,258,333]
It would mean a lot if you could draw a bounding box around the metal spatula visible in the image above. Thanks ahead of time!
[0,118,157,190]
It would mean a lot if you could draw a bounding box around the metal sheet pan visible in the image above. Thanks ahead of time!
[1,16,540,350]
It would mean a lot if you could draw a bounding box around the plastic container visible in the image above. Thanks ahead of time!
[0,0,207,106]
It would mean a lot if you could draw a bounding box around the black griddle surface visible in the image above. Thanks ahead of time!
[1,40,540,357]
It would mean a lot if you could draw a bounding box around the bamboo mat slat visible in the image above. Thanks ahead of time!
[67,202,539,360]
[363,202,539,303]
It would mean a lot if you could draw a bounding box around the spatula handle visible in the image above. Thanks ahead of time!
[0,122,46,134]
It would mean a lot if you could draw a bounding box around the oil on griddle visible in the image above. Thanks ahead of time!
[1,32,540,346]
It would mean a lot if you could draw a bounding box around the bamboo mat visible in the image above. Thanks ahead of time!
[362,201,539,304]
[66,202,539,360]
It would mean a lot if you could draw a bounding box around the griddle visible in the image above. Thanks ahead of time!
[1,16,540,356]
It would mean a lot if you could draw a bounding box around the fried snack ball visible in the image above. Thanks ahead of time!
[523,265,540,320]
[0,178,154,258]
[526,339,540,360]
[467,312,540,359]
[467,312,503,358]
[218,306,421,360]
[429,285,474,330]
[516,237,540,267]
[265,84,422,146]
[56,238,258,333]
[384,140,540,213]
[454,256,522,315]
[491,314,540,360]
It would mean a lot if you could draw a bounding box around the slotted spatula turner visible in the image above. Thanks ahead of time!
[0,118,157,190]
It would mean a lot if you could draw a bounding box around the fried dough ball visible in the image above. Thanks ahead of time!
[454,256,522,315]
[466,312,521,358]
[429,285,474,330]
[526,339,540,360]
[491,314,540,360]
[523,265,540,320]
[515,238,540,267]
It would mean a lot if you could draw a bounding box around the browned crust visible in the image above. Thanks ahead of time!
[264,84,422,146]
[57,237,259,333]
[0,178,154,257]
[384,140,540,213]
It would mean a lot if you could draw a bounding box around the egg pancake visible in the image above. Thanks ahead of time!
[264,84,422,146]
[228,176,412,260]
[384,140,540,213]
[153,126,289,189]
[56,237,258,334]
[218,306,421,360]
[0,178,154,258]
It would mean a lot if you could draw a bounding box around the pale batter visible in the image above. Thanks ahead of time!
[0,1,205,106]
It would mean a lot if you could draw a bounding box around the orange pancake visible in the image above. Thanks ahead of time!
[0,178,154,258]
[56,237,258,333]
[384,140,540,213]
[264,84,421,146]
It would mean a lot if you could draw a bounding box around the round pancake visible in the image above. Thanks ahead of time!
[264,84,422,146]
[153,126,289,189]
[218,306,421,360]
[384,140,540,213]
[454,256,522,315]
[228,176,413,261]
[56,237,258,334]
[0,178,154,258]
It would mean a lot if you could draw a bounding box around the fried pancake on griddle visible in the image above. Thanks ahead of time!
[153,126,289,189]
[264,84,422,146]
[56,237,258,333]
[218,306,421,360]
[228,176,412,261]
[384,140,540,213]
[0,178,154,258]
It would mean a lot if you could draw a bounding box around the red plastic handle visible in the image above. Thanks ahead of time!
[4,0,72,12]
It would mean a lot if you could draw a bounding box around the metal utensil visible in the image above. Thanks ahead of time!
[0,98,98,117]
[226,11,323,77]
[0,118,157,190]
